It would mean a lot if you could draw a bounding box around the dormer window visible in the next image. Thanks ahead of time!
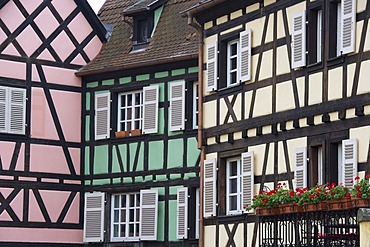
[123,0,165,52]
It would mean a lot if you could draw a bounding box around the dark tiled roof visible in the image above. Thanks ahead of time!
[123,0,158,14]
[78,0,199,76]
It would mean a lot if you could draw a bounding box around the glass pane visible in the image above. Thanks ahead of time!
[120,109,126,121]
[231,57,237,70]
[121,224,126,237]
[136,223,140,236]
[121,195,126,208]
[136,209,140,221]
[229,161,237,176]
[127,108,132,120]
[135,93,141,105]
[230,43,237,55]
[120,123,125,131]
[137,19,148,43]
[135,107,140,118]
[114,210,119,222]
[230,178,237,193]
[129,194,134,207]
[127,94,132,106]
[229,195,237,210]
[113,224,119,237]
[114,195,120,208]
[121,209,126,222]
[136,194,140,205]
[135,120,140,129]
[127,121,132,131]
[230,72,237,84]
[129,224,134,237]
[129,209,134,221]
[120,95,126,107]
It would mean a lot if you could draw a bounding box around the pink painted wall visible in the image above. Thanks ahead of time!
[0,228,83,243]
[34,7,59,39]
[0,59,26,80]
[68,13,93,43]
[52,0,77,21]
[0,1,25,32]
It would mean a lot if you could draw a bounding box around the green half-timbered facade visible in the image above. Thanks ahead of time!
[185,0,370,246]
[77,0,200,246]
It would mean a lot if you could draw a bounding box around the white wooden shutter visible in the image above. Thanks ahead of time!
[206,43,217,92]
[340,0,356,54]
[95,93,110,140]
[240,29,251,82]
[176,187,188,239]
[241,151,254,212]
[0,87,7,133]
[204,158,216,217]
[140,189,158,240]
[142,85,158,134]
[9,88,26,134]
[342,139,357,187]
[291,11,306,68]
[294,147,307,189]
[83,192,105,242]
[170,80,185,131]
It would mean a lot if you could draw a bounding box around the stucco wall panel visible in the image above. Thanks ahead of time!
[276,80,295,112]
[347,63,356,97]
[19,0,43,14]
[204,101,217,128]
[51,31,76,62]
[34,8,59,39]
[51,0,77,20]
[17,26,42,56]
[248,17,265,47]
[30,144,71,174]
[259,50,273,81]
[277,45,290,75]
[68,13,93,43]
[308,72,322,105]
[0,228,82,243]
[42,66,81,87]
[3,43,20,56]
[0,141,16,170]
[358,60,370,94]
[350,126,370,163]
[0,1,25,32]
[253,86,272,117]
[0,59,26,80]
[84,36,104,62]
[204,225,216,246]
[328,67,343,101]
[249,143,274,176]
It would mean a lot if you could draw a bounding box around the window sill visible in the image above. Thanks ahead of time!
[327,55,345,67]
[216,82,243,96]
[115,129,142,138]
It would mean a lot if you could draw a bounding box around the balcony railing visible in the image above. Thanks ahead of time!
[259,207,359,247]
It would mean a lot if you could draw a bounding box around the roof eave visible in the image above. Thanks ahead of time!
[181,0,228,17]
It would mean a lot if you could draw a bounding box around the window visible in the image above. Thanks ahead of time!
[308,8,323,64]
[193,82,198,129]
[206,29,251,91]
[136,18,149,44]
[329,1,342,58]
[110,190,158,242]
[227,40,239,87]
[117,91,143,132]
[0,86,26,135]
[112,193,141,241]
[295,138,357,189]
[227,157,242,214]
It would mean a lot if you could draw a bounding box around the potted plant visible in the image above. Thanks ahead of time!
[351,175,370,207]
[298,184,328,211]
[326,183,352,210]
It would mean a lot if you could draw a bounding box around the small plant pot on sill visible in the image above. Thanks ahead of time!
[130,129,142,136]
[115,131,129,138]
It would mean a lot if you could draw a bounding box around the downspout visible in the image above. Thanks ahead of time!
[121,13,133,40]
[187,15,205,247]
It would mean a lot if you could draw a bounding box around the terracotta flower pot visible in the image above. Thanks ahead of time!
[130,129,142,136]
[115,131,129,138]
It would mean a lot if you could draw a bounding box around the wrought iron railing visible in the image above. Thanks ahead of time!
[259,207,359,247]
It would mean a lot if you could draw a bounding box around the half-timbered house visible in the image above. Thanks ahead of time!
[184,0,370,246]
[77,0,200,246]
[0,0,107,246]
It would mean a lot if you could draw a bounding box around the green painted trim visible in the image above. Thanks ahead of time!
[188,66,199,73]
[152,5,164,37]
[168,200,177,241]
[149,140,164,170]
[94,145,109,174]
[85,116,90,142]
[136,74,150,81]
[170,174,182,180]
[119,77,131,84]
[167,139,183,169]
[171,69,185,76]
[112,144,127,173]
[157,82,164,102]
[87,81,98,88]
[86,92,90,111]
[184,172,198,180]
[155,174,167,182]
[187,137,200,167]
[158,108,164,134]
[169,185,183,195]
[155,71,169,79]
[93,179,110,185]
[157,201,165,241]
[84,147,90,175]
[102,79,114,86]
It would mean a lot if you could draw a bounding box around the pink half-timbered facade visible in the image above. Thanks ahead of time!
[0,0,107,245]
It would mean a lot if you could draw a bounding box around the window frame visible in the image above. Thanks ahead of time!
[308,5,323,65]
[226,39,240,87]
[226,157,242,215]
[132,12,154,51]
[192,82,199,129]
[111,193,141,242]
[117,90,143,132]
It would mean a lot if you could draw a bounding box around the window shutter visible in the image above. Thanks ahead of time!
[0,87,7,133]
[95,93,110,140]
[341,0,356,54]
[241,151,254,212]
[204,158,216,217]
[9,88,26,134]
[176,187,188,239]
[294,147,307,189]
[342,139,357,187]
[291,11,306,68]
[240,29,252,82]
[170,80,185,131]
[140,189,158,240]
[83,192,105,243]
[206,43,217,92]
[142,85,158,134]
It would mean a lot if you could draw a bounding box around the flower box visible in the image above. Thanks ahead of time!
[279,203,303,214]
[115,131,129,138]
[352,198,370,208]
[303,202,327,212]
[130,129,142,136]
[327,198,352,210]
[256,207,280,216]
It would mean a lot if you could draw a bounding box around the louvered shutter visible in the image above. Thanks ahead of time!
[206,43,217,92]
[240,29,251,82]
[9,88,26,134]
[95,93,110,140]
[291,11,306,68]
[342,139,357,187]
[340,0,356,54]
[142,85,158,134]
[241,152,254,212]
[0,87,7,133]
[140,189,158,240]
[294,147,307,189]
[83,192,105,242]
[204,158,216,217]
[176,187,188,239]
[170,81,185,131]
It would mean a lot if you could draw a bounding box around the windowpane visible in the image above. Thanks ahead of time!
[129,195,134,207]
[129,209,134,221]
[114,195,120,208]
[129,224,134,237]
[229,195,237,211]
[113,225,119,237]
[229,161,237,176]
[117,91,143,132]
[137,19,148,43]
[120,95,126,107]
[230,43,237,55]
[121,224,126,237]
[121,209,126,222]
[114,210,119,222]
[227,158,242,214]
[230,178,238,193]
[121,195,126,207]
